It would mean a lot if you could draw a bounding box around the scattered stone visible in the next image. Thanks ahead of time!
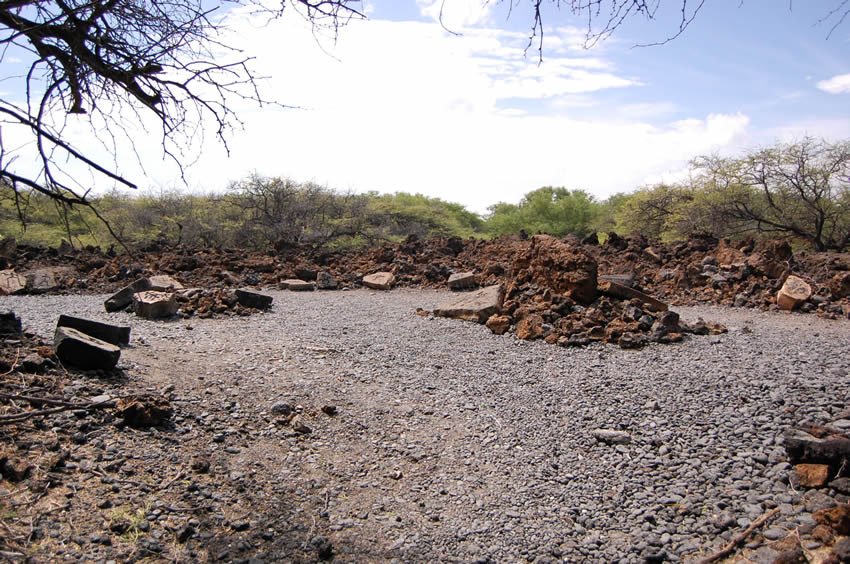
[54,326,121,370]
[831,538,850,563]
[0,270,26,295]
[115,394,173,428]
[148,275,184,292]
[316,271,338,290]
[515,314,545,340]
[281,279,316,291]
[57,314,130,345]
[0,309,22,336]
[598,273,636,288]
[829,477,850,494]
[434,285,504,324]
[363,272,395,290]
[133,291,178,319]
[447,271,477,291]
[24,268,66,293]
[777,275,812,311]
[795,463,831,488]
[591,429,631,445]
[271,401,294,416]
[291,417,311,434]
[234,288,273,310]
[321,405,338,416]
[784,429,850,466]
[105,278,152,312]
[311,535,334,561]
[485,314,511,335]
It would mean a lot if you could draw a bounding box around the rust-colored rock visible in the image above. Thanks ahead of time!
[795,463,830,488]
[116,394,173,428]
[814,504,850,535]
[485,314,511,335]
[512,235,597,304]
[830,272,850,299]
[515,313,545,340]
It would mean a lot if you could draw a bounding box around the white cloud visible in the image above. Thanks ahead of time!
[816,73,850,94]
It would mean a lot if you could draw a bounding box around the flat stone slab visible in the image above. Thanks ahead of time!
[598,280,668,312]
[54,326,121,370]
[434,285,504,323]
[148,275,184,292]
[235,288,273,309]
[57,314,130,346]
[133,291,178,319]
[0,270,26,295]
[105,278,152,312]
[591,429,632,445]
[363,272,395,290]
[448,271,477,291]
[282,279,316,291]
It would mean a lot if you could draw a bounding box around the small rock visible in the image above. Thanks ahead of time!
[234,288,273,310]
[133,291,178,319]
[795,463,830,488]
[321,405,338,416]
[448,271,477,291]
[363,272,395,290]
[281,279,316,291]
[104,278,152,312]
[316,272,338,290]
[591,429,631,445]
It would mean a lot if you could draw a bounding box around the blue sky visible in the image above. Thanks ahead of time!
[2,0,849,213]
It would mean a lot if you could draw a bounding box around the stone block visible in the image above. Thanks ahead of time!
[235,288,273,309]
[105,278,152,312]
[434,285,504,323]
[133,291,178,319]
[57,314,130,345]
[448,271,477,291]
[54,326,120,370]
[363,272,395,290]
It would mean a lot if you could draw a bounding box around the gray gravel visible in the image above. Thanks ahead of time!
[3,289,850,562]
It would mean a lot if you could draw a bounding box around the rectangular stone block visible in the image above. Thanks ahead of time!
[105,278,152,312]
[133,291,178,319]
[54,326,120,370]
[235,288,273,309]
[57,314,130,345]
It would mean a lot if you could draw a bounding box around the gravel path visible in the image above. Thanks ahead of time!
[3,289,850,562]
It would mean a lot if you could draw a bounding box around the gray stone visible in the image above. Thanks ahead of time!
[282,279,316,291]
[434,285,504,323]
[591,429,632,445]
[57,315,130,345]
[448,271,477,291]
[0,270,26,295]
[148,275,184,292]
[235,288,273,309]
[316,272,338,290]
[24,268,66,293]
[105,278,152,312]
[598,280,668,312]
[133,291,178,319]
[54,326,121,370]
[363,272,395,290]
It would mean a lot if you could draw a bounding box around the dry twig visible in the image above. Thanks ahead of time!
[697,507,780,564]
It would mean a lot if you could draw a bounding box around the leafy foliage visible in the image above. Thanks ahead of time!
[487,187,599,238]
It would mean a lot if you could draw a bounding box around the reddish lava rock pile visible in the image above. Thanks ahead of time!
[2,233,848,346]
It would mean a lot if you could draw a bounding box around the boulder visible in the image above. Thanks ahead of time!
[235,288,273,309]
[282,279,316,291]
[0,310,22,336]
[0,270,26,295]
[54,326,121,370]
[598,280,668,312]
[448,271,477,291]
[363,272,395,290]
[434,284,504,323]
[513,235,597,304]
[485,314,511,335]
[133,291,178,319]
[57,315,130,345]
[24,268,60,293]
[148,274,184,292]
[105,278,152,312]
[316,271,338,290]
[777,275,812,311]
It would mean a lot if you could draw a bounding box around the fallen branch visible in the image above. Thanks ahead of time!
[0,394,117,425]
[697,507,780,564]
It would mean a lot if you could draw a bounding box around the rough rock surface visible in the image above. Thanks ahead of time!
[53,326,121,370]
[434,285,504,323]
[0,291,849,562]
[363,272,396,290]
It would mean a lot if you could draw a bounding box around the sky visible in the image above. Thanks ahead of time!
[3,0,850,213]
